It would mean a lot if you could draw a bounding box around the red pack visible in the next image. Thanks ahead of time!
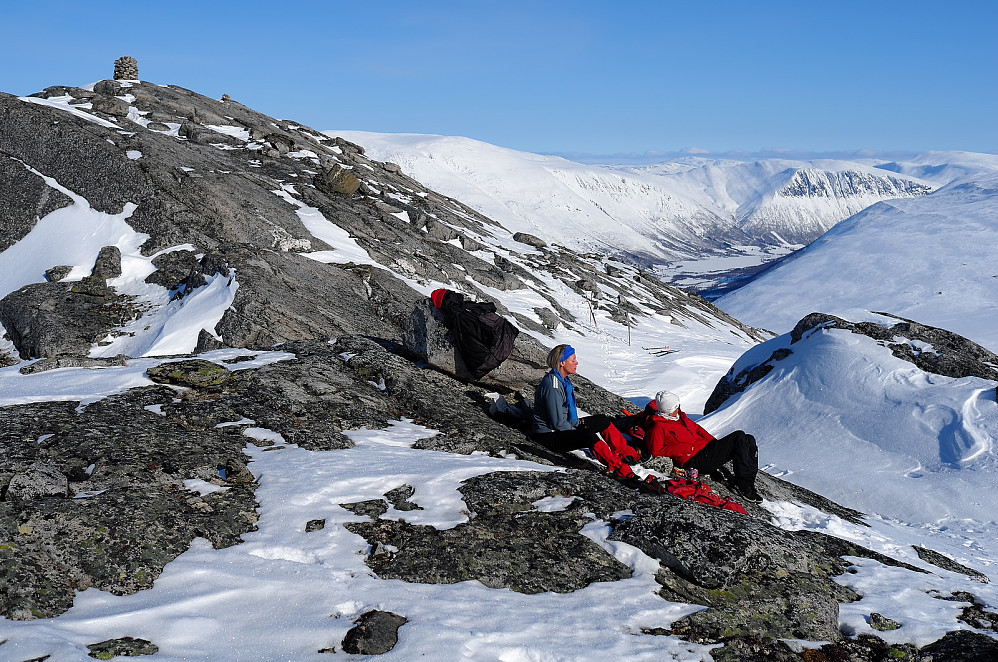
[664,478,747,514]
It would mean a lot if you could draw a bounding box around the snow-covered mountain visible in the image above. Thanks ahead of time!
[328,131,935,289]
[2,69,998,661]
[716,155,998,352]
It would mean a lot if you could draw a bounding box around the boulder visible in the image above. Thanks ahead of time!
[90,94,130,117]
[146,359,233,388]
[513,232,547,248]
[340,610,407,655]
[87,637,158,658]
[5,462,69,500]
[93,80,123,97]
[0,281,138,359]
[44,265,73,282]
[92,245,122,280]
[401,299,546,391]
[314,165,360,196]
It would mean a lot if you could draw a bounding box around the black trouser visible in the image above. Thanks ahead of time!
[530,414,613,453]
[684,430,758,482]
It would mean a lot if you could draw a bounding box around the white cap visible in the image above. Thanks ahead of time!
[655,391,680,414]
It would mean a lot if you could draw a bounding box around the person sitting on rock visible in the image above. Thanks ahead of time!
[531,344,662,492]
[641,391,761,503]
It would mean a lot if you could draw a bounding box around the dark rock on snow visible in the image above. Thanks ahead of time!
[340,609,408,655]
[87,636,158,658]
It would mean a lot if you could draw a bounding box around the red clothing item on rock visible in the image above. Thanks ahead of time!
[645,410,715,466]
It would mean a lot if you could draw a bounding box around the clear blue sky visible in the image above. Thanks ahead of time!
[3,1,995,157]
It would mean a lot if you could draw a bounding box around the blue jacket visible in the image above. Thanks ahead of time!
[532,370,578,434]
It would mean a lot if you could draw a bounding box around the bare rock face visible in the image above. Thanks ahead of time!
[0,281,138,359]
[0,157,73,252]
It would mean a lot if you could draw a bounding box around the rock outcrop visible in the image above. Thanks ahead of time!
[705,311,998,414]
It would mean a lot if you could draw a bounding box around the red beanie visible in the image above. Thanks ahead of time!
[431,288,448,310]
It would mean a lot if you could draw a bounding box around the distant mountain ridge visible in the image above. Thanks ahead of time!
[328,131,937,284]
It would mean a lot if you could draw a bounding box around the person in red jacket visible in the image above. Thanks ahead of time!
[642,391,761,503]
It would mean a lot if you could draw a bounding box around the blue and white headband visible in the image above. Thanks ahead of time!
[560,345,576,362]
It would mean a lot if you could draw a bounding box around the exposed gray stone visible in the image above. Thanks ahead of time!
[19,355,128,374]
[90,94,130,117]
[914,545,990,583]
[5,462,69,500]
[0,155,73,252]
[146,359,233,388]
[340,610,407,655]
[92,245,122,280]
[44,265,73,282]
[93,80,123,97]
[0,281,139,359]
[919,629,998,661]
[869,612,902,631]
[513,231,547,248]
[87,636,158,658]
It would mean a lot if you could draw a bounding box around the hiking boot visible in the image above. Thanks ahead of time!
[732,480,762,504]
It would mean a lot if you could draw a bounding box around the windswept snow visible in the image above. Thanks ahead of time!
[702,313,998,526]
[0,161,239,359]
[717,162,998,352]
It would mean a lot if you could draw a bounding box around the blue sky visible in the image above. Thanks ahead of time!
[3,1,995,158]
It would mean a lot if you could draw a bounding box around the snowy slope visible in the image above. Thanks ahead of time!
[702,313,998,525]
[327,131,935,275]
[717,159,998,352]
[326,132,745,264]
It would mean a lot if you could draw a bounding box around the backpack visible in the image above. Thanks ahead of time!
[664,477,747,514]
[435,290,519,379]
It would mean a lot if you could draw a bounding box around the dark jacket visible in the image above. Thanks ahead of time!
[436,290,519,379]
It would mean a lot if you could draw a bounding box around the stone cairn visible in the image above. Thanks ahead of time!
[113,56,138,80]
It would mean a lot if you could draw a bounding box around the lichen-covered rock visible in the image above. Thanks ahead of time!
[87,636,158,658]
[869,611,902,631]
[146,359,233,388]
[5,461,69,500]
